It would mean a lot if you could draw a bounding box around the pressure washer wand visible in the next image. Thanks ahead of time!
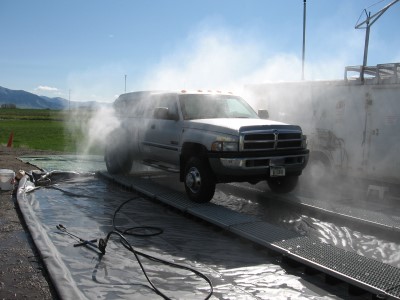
[56,224,98,250]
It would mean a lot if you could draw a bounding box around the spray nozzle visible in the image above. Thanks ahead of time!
[98,231,123,255]
[57,224,66,231]
[98,237,108,255]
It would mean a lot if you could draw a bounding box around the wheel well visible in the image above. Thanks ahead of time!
[179,143,208,181]
[309,150,332,169]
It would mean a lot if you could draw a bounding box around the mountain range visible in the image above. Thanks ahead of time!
[0,86,110,109]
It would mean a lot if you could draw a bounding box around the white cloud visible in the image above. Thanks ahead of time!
[33,85,63,97]
[35,85,59,92]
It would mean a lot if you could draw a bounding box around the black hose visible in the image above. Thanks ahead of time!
[44,180,212,299]
[112,197,163,237]
[99,197,214,300]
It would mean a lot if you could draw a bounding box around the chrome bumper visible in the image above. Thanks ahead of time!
[219,154,308,170]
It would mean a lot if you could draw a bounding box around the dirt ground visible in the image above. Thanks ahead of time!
[0,146,62,299]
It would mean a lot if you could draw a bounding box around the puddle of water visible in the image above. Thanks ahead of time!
[215,182,400,269]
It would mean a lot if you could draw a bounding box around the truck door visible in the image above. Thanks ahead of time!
[142,94,182,166]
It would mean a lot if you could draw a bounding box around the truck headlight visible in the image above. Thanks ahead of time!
[211,141,238,152]
[301,135,308,148]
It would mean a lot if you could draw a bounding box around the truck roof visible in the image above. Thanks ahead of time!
[115,90,237,102]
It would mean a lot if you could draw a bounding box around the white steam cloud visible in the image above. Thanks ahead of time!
[138,29,261,92]
[67,107,121,155]
[73,24,363,156]
[65,21,366,104]
[137,25,363,93]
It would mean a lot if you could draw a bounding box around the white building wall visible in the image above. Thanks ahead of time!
[246,80,400,184]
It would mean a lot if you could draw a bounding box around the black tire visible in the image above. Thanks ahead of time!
[308,153,330,177]
[184,157,216,203]
[267,176,299,194]
[104,129,133,174]
[304,152,332,187]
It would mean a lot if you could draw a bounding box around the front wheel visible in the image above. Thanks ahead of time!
[104,129,133,174]
[267,176,299,194]
[184,157,216,203]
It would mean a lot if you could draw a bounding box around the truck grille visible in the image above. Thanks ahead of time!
[240,130,303,151]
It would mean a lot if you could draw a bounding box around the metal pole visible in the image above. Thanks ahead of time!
[355,0,400,82]
[124,75,127,93]
[361,12,370,82]
[69,89,71,111]
[302,0,306,80]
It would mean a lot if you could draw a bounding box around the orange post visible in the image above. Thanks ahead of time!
[7,131,14,147]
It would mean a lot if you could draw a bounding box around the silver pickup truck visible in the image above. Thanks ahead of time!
[105,90,309,203]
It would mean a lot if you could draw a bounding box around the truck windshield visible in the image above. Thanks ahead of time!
[179,94,259,120]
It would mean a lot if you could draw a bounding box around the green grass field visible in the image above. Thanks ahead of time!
[0,108,65,121]
[0,109,95,152]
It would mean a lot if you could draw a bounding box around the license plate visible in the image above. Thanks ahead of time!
[270,166,285,177]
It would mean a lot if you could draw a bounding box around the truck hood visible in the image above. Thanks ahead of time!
[184,118,301,136]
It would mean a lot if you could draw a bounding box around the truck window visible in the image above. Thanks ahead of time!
[225,98,257,118]
[114,95,152,118]
[179,94,259,120]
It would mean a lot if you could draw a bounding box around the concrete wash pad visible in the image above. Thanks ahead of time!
[17,155,381,299]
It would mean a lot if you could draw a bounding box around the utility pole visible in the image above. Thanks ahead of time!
[124,75,127,93]
[302,0,307,80]
[69,89,71,111]
[355,0,399,81]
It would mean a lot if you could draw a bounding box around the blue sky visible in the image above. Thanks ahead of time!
[1,0,399,102]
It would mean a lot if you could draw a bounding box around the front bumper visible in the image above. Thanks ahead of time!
[208,149,309,180]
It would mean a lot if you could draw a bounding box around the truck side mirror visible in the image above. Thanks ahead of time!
[258,109,269,119]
